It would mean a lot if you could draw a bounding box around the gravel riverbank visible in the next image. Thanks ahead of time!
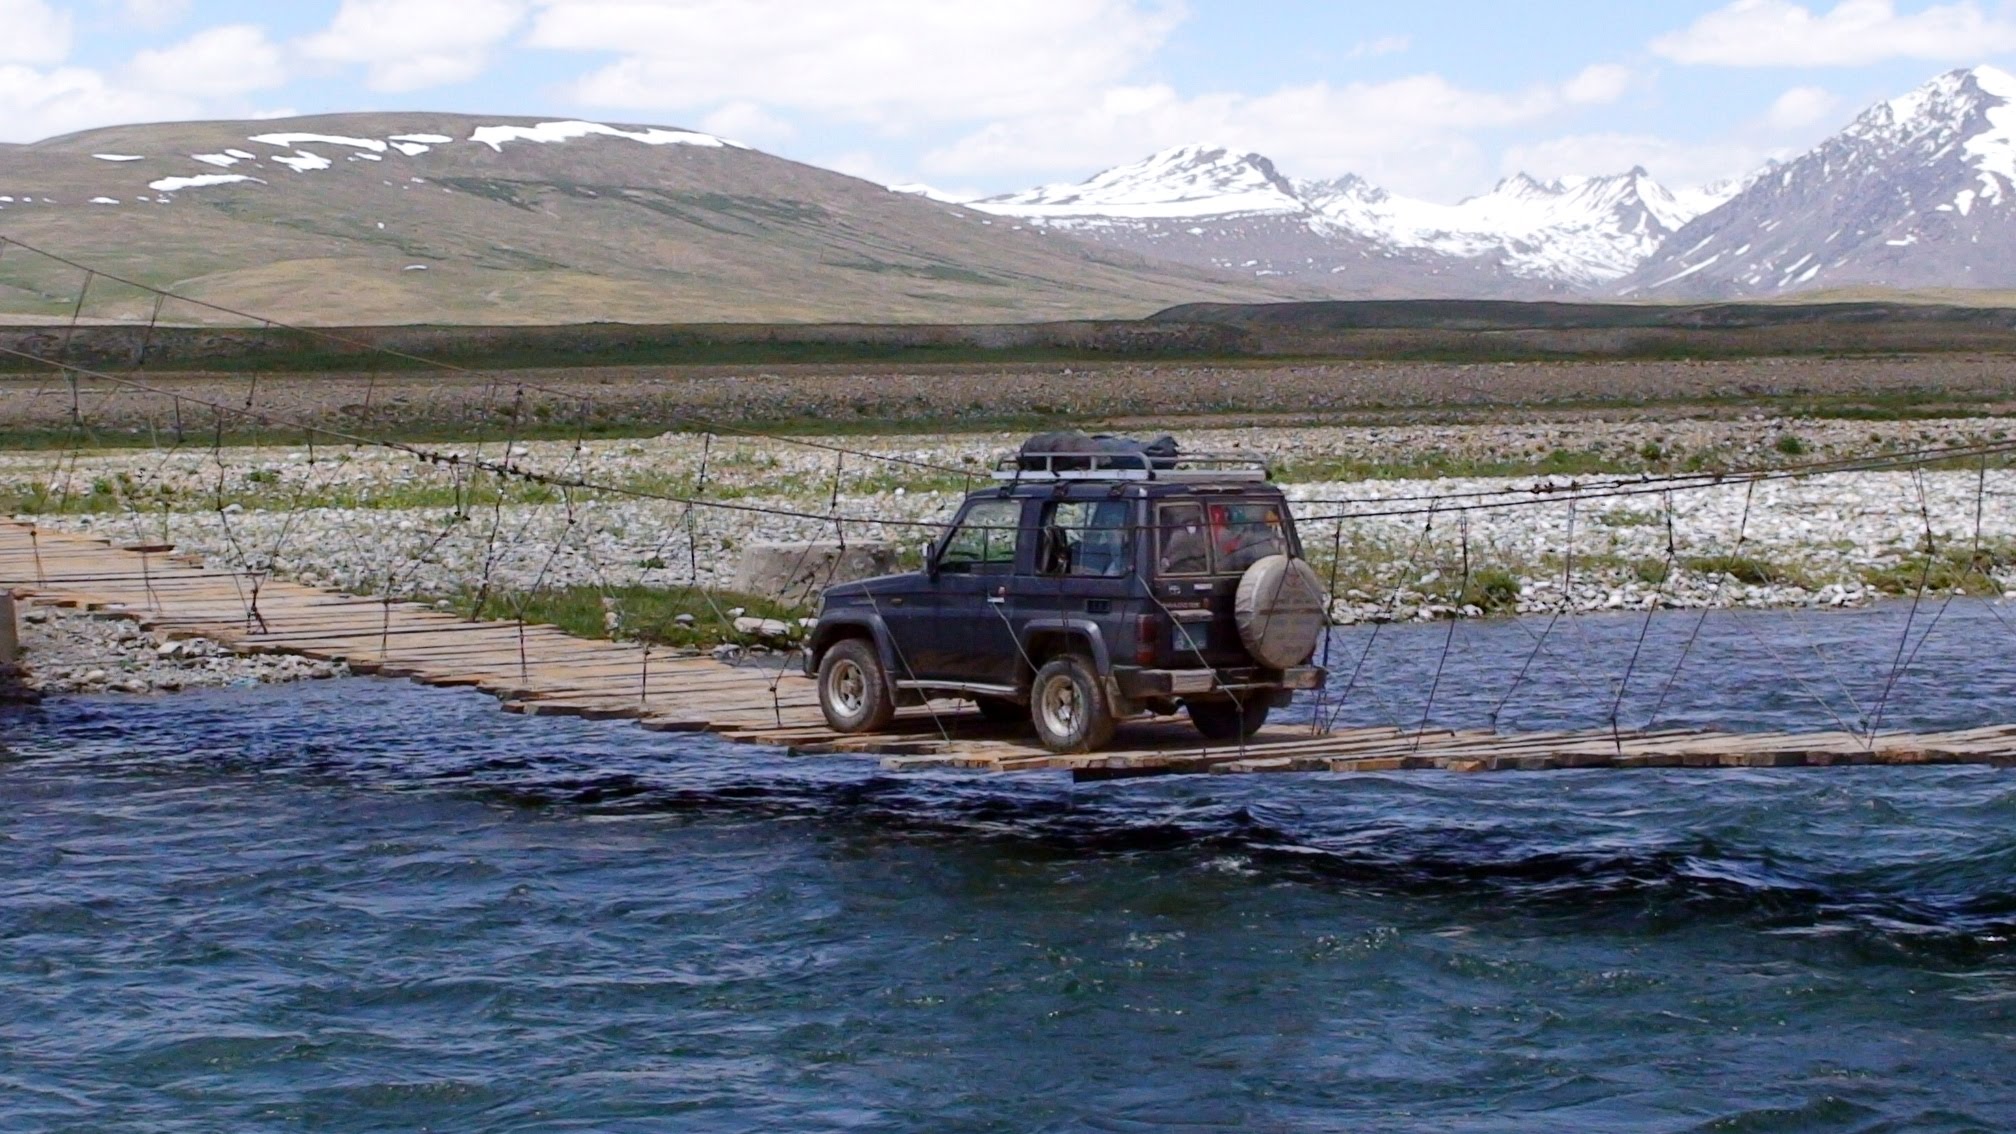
[10,603,347,697]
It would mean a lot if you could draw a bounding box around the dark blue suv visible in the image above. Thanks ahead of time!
[805,441,1329,753]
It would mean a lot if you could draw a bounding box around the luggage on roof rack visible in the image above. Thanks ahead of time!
[998,432,1270,482]
[1015,431,1179,472]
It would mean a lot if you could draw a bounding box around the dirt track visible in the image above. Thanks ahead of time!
[7,353,2016,438]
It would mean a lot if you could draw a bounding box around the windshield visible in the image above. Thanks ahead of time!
[1156,499,1290,576]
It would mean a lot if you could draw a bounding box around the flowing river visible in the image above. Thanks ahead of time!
[5,604,2015,1132]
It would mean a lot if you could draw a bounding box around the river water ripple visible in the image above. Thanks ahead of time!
[4,603,2016,1132]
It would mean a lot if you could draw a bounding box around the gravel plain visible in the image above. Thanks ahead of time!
[8,353,2016,438]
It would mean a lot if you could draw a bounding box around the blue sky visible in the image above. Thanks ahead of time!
[10,1,2016,200]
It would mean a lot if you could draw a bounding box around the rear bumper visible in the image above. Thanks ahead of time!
[1113,665,1327,698]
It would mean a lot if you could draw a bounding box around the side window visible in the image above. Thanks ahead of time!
[1157,503,1211,576]
[938,499,1023,574]
[1040,500,1135,577]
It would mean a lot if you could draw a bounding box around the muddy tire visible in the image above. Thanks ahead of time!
[818,638,895,734]
[1030,655,1116,754]
[1187,697,1271,742]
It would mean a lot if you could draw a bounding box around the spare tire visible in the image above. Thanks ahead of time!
[1234,555,1327,669]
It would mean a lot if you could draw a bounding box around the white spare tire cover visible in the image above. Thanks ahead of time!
[1234,555,1327,669]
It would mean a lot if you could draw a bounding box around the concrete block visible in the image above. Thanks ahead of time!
[731,541,903,608]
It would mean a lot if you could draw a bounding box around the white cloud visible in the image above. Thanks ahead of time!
[920,69,1631,200]
[1652,0,2016,66]
[1766,84,1841,128]
[697,101,795,146]
[298,0,528,91]
[0,0,72,64]
[1562,63,1633,104]
[820,148,918,187]
[0,63,197,142]
[126,24,286,98]
[116,0,191,29]
[529,0,1184,124]
[1346,35,1410,59]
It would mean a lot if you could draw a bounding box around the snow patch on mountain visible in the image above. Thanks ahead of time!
[272,151,332,173]
[150,174,262,192]
[250,133,388,153]
[468,121,739,151]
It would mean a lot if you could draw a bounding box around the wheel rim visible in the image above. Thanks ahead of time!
[829,658,867,717]
[1038,675,1080,739]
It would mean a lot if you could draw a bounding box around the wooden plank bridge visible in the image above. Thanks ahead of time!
[6,519,2016,780]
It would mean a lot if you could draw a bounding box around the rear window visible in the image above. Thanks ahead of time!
[1211,501,1289,572]
[1156,499,1289,576]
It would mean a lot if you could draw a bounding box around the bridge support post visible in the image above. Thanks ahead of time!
[0,592,17,666]
[0,590,31,705]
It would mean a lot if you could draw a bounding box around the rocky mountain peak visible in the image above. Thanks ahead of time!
[1621,63,2016,298]
[1850,64,2016,141]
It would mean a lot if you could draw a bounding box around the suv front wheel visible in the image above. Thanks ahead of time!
[818,638,895,734]
[1030,655,1116,754]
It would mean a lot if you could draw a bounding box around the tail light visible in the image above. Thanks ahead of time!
[1135,613,1160,665]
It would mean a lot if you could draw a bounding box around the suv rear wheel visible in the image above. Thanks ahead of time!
[1030,655,1116,754]
[818,638,895,734]
[1187,697,1270,742]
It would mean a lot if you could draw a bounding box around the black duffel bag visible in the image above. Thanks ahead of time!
[1017,431,1179,472]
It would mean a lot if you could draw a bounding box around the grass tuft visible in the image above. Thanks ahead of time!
[1459,567,1522,612]
[457,585,809,648]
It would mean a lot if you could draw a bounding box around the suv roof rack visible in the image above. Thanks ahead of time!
[992,449,1272,483]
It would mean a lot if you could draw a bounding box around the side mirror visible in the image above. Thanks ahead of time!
[924,539,942,579]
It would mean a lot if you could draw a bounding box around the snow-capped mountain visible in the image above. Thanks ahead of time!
[967,145,1733,295]
[1303,166,1739,284]
[1623,65,2016,297]
[980,144,1306,219]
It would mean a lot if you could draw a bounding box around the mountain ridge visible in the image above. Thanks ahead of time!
[0,111,1301,326]
[963,65,2016,303]
[11,63,2016,322]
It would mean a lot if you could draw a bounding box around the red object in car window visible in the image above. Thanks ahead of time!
[1207,504,1234,551]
